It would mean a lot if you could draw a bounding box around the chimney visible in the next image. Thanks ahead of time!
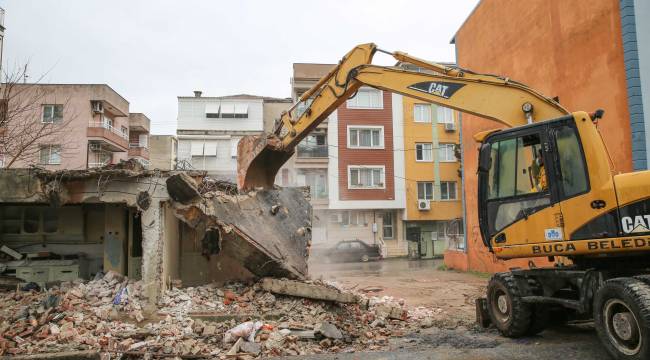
[194,90,202,97]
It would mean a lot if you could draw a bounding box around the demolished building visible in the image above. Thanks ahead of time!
[0,162,312,304]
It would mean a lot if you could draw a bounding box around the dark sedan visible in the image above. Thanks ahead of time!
[326,240,382,263]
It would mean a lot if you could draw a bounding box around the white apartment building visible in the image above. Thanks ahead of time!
[176,92,290,180]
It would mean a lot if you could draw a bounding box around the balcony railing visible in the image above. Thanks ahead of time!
[129,142,148,149]
[88,160,110,169]
[88,121,129,140]
[297,144,328,158]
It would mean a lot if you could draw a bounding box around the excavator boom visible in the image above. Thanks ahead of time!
[237,43,568,190]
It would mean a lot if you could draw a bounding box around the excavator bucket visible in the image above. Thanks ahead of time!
[237,133,294,191]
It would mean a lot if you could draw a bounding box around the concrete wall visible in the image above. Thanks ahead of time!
[162,202,180,286]
[178,222,255,286]
[452,0,632,272]
[262,100,292,133]
[149,135,177,170]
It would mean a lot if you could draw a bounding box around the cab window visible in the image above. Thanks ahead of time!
[555,126,588,198]
[486,133,551,234]
[488,134,546,200]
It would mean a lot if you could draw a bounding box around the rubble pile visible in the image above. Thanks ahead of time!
[0,274,445,358]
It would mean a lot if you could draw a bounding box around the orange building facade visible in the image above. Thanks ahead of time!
[445,0,638,272]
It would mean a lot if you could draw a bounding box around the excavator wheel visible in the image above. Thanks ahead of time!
[594,278,650,360]
[526,304,550,336]
[486,272,532,337]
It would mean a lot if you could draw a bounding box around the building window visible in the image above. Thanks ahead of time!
[297,133,328,158]
[102,114,113,127]
[349,166,385,189]
[121,126,128,137]
[439,143,456,162]
[383,212,394,239]
[414,104,431,123]
[340,211,367,227]
[220,103,248,118]
[347,88,383,109]
[298,170,328,199]
[416,143,433,161]
[348,126,383,148]
[437,106,454,124]
[39,145,61,165]
[417,182,434,200]
[440,181,457,200]
[0,206,59,235]
[42,104,63,123]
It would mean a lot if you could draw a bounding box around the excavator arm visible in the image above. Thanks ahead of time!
[237,43,569,190]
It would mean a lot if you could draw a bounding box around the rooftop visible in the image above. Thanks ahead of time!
[178,93,292,102]
[292,63,336,81]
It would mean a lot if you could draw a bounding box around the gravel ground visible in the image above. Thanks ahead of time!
[305,258,613,360]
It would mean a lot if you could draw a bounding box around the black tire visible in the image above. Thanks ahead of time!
[526,304,550,336]
[486,272,532,337]
[593,277,650,360]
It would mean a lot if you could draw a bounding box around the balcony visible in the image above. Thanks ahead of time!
[87,122,128,151]
[128,143,150,160]
[297,144,328,158]
[88,160,110,169]
[128,113,150,133]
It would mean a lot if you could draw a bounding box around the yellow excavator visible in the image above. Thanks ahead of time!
[237,43,650,360]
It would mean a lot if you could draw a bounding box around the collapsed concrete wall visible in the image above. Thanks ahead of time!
[167,173,311,280]
[0,164,312,304]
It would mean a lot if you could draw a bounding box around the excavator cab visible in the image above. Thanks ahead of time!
[477,115,591,253]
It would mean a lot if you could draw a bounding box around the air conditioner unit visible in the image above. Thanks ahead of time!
[444,122,456,131]
[89,143,101,151]
[92,101,104,114]
[417,199,430,211]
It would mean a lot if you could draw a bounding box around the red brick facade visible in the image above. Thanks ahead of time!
[337,91,395,201]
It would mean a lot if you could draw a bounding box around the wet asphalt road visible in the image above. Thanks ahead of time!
[283,324,611,360]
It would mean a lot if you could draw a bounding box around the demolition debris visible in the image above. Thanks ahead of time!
[0,273,444,358]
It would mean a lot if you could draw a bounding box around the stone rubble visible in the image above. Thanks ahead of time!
[0,272,448,358]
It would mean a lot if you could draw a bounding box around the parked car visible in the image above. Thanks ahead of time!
[326,240,382,263]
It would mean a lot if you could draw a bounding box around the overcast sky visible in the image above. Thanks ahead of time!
[2,0,479,134]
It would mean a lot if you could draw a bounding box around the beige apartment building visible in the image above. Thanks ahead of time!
[149,135,178,170]
[278,64,334,245]
[1,84,150,170]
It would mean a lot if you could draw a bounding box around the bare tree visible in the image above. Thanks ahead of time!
[0,64,77,168]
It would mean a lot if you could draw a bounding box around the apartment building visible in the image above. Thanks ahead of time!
[2,84,150,170]
[278,64,335,243]
[149,135,178,170]
[397,63,464,259]
[327,89,407,257]
[282,64,407,255]
[401,90,463,259]
[176,92,290,180]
